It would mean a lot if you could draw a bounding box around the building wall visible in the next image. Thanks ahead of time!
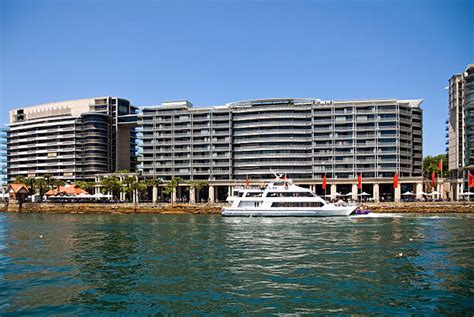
[6,97,137,182]
[140,98,423,182]
[448,64,474,200]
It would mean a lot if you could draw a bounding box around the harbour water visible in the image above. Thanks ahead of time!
[0,213,473,315]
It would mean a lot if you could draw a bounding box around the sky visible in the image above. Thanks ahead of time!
[0,0,472,156]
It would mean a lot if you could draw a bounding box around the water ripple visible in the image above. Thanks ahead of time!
[0,213,473,315]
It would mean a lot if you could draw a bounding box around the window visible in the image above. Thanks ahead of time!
[246,192,263,197]
[271,202,323,207]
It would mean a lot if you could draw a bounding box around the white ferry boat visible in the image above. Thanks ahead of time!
[222,176,357,217]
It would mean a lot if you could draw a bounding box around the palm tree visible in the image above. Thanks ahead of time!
[75,181,95,194]
[52,179,65,189]
[121,175,137,201]
[34,177,48,201]
[101,176,122,199]
[164,177,183,203]
[16,176,36,194]
[130,180,147,203]
[188,180,209,203]
[144,178,163,202]
[43,174,53,189]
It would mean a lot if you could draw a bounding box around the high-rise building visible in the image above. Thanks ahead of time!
[140,98,423,202]
[0,128,7,188]
[448,64,474,200]
[6,97,138,182]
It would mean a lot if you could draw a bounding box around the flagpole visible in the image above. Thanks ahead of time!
[467,171,470,202]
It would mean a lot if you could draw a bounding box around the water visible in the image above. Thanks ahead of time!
[0,213,473,315]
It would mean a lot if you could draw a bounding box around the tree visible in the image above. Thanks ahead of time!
[130,180,147,203]
[144,178,163,188]
[52,179,65,189]
[121,176,136,200]
[16,176,35,194]
[101,176,122,199]
[188,180,209,202]
[144,178,163,201]
[163,177,183,195]
[43,174,54,189]
[34,177,49,200]
[75,181,95,194]
[423,154,448,178]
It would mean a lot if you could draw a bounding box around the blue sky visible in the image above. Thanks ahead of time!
[1,0,472,155]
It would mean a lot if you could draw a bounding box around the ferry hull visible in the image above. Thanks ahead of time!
[221,206,357,217]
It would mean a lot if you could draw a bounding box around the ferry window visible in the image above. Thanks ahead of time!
[237,192,244,197]
[271,202,323,207]
[246,192,263,197]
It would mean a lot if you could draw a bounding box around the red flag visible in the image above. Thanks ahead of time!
[245,175,249,188]
[431,171,435,187]
[469,172,474,188]
[393,172,399,189]
[438,159,443,172]
[322,175,327,190]
[357,173,362,189]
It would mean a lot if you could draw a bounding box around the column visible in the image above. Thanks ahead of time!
[120,191,126,201]
[152,186,158,204]
[415,182,423,200]
[189,187,196,203]
[373,183,380,203]
[440,181,447,200]
[208,185,215,203]
[330,184,337,200]
[171,187,177,203]
[394,185,401,202]
[351,184,358,201]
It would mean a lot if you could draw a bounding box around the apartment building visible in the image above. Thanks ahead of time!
[6,97,138,182]
[141,98,423,202]
[448,64,474,200]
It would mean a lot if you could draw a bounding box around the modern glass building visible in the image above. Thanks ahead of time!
[448,64,474,199]
[140,98,423,202]
[6,97,138,182]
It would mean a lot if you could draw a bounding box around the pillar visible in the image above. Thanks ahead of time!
[189,187,196,203]
[373,183,380,203]
[152,186,158,204]
[351,184,358,201]
[394,185,401,202]
[330,184,337,200]
[172,187,177,203]
[439,181,447,200]
[208,185,215,203]
[415,182,423,200]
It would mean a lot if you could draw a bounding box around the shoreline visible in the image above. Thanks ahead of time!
[1,201,474,214]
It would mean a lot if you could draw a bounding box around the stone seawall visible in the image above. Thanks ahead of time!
[3,203,223,214]
[2,202,474,214]
[361,202,474,213]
